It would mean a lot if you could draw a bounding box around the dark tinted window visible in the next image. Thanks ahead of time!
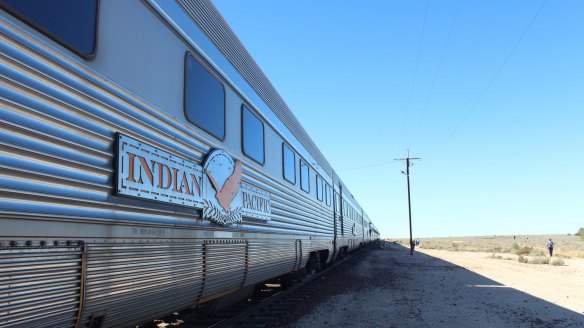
[316,176,323,201]
[325,184,332,206]
[242,105,264,164]
[185,53,225,140]
[0,0,98,57]
[300,160,309,193]
[282,143,295,184]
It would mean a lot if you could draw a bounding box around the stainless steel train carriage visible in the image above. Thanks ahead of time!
[0,1,379,327]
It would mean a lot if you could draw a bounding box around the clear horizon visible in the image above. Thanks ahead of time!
[389,232,580,239]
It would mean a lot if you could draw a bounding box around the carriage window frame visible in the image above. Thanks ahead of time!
[0,0,99,59]
[300,159,310,193]
[316,176,323,201]
[241,104,265,165]
[325,184,332,206]
[282,143,296,184]
[184,52,226,141]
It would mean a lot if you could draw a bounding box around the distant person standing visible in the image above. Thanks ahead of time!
[547,238,554,257]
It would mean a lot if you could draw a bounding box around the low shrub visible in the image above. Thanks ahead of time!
[551,258,565,266]
[531,250,545,256]
[515,246,532,256]
[529,257,549,264]
[517,254,528,263]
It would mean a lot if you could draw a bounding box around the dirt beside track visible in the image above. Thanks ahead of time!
[274,243,584,328]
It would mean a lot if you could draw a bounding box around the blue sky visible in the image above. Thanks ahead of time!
[212,0,583,238]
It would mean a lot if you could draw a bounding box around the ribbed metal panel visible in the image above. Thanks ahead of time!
[177,0,333,175]
[240,164,334,236]
[246,240,297,285]
[80,243,203,328]
[0,17,211,227]
[200,241,246,302]
[0,246,82,328]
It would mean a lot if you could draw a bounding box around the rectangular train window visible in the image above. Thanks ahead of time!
[282,143,296,184]
[325,184,332,206]
[242,105,265,164]
[316,176,323,201]
[185,52,225,140]
[300,160,309,193]
[0,0,98,58]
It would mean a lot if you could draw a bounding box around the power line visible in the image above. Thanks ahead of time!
[399,0,431,146]
[438,0,549,149]
[420,0,498,153]
[412,0,462,148]
[337,161,394,172]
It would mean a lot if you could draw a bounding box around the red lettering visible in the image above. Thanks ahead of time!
[242,192,251,209]
[126,152,137,182]
[172,168,181,192]
[181,171,192,195]
[190,173,201,195]
[157,163,172,189]
[137,156,155,185]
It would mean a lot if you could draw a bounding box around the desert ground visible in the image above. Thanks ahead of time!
[283,240,584,328]
[418,248,584,315]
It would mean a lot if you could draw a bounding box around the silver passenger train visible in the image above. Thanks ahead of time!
[0,1,380,327]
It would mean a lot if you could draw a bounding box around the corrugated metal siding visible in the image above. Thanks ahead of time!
[200,241,246,301]
[79,243,204,328]
[0,246,82,328]
[246,240,296,285]
[0,18,211,227]
[240,164,334,236]
[177,0,333,175]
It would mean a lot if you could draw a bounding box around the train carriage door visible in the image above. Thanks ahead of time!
[294,239,302,271]
[338,184,344,237]
[360,211,363,239]
[332,185,338,260]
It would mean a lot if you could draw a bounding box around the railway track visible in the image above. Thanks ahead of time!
[140,246,372,328]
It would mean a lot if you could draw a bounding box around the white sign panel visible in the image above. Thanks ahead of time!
[115,134,271,225]
[241,182,271,221]
[117,134,204,208]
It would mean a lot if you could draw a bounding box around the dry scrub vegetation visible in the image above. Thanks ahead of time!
[396,234,584,265]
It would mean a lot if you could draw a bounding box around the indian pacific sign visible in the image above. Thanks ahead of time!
[116,134,270,225]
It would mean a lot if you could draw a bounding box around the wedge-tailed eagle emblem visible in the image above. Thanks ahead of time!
[202,150,243,225]
[206,160,242,212]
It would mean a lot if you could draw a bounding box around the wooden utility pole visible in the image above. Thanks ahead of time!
[395,151,421,255]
